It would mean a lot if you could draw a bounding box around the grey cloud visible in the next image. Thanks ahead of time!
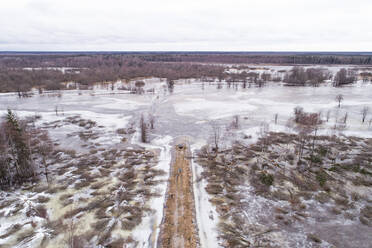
[0,0,371,51]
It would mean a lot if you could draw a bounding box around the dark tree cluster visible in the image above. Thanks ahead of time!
[0,110,54,188]
[2,53,372,68]
[360,72,372,82]
[284,67,331,86]
[0,68,70,93]
[125,53,372,65]
[0,55,225,93]
[333,68,357,86]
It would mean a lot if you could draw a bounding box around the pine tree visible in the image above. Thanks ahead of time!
[5,109,34,184]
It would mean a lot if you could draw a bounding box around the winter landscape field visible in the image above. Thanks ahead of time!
[0,53,372,248]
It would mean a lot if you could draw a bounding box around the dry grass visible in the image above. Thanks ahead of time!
[16,229,36,243]
[0,223,22,239]
[36,195,50,203]
[74,180,91,190]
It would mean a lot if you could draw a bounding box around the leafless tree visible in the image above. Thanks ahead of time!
[148,113,155,129]
[284,66,307,86]
[326,110,331,122]
[210,122,221,153]
[135,80,145,94]
[336,94,343,108]
[261,73,271,82]
[333,68,356,86]
[231,115,240,129]
[343,112,348,124]
[166,79,175,93]
[361,106,369,123]
[294,106,304,123]
[140,114,147,143]
[38,132,53,185]
[259,122,270,152]
[274,113,278,124]
[292,107,322,160]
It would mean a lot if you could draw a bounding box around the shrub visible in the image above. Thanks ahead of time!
[306,155,322,164]
[316,171,327,187]
[307,233,322,243]
[259,173,274,186]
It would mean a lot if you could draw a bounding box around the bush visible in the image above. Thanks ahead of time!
[317,146,328,157]
[307,233,322,243]
[316,171,327,187]
[307,155,322,164]
[259,173,274,186]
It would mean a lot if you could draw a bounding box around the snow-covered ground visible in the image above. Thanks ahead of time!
[191,140,220,248]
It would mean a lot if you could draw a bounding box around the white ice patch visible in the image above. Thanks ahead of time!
[191,140,221,248]
[174,98,257,119]
[131,135,173,247]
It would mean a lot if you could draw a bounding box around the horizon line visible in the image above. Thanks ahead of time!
[1,51,372,55]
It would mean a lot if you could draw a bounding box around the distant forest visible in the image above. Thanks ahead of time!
[0,52,371,93]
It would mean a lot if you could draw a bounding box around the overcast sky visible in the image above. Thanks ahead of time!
[0,0,371,51]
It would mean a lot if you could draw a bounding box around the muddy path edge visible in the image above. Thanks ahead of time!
[157,136,200,248]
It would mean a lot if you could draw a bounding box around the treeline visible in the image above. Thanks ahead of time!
[0,53,371,92]
[0,68,69,92]
[0,59,225,92]
[137,53,372,65]
[1,53,372,68]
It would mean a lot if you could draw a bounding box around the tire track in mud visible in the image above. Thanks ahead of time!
[158,138,199,248]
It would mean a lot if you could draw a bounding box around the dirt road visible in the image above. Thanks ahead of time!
[158,140,199,248]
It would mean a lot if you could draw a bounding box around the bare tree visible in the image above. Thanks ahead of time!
[335,94,343,108]
[135,80,145,94]
[148,113,155,129]
[333,68,356,86]
[343,112,348,124]
[292,107,322,160]
[294,106,304,123]
[326,110,331,122]
[140,114,147,143]
[259,122,270,152]
[361,106,369,123]
[231,115,240,129]
[166,79,175,93]
[210,122,221,153]
[38,132,53,185]
[261,73,271,82]
[274,113,278,124]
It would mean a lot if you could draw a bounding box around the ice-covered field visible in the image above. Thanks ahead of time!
[0,64,372,247]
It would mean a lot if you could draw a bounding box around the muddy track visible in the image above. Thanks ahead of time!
[158,139,199,248]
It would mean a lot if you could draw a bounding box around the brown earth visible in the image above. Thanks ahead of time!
[158,141,199,248]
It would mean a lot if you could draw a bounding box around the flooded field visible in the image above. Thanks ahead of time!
[0,64,372,247]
